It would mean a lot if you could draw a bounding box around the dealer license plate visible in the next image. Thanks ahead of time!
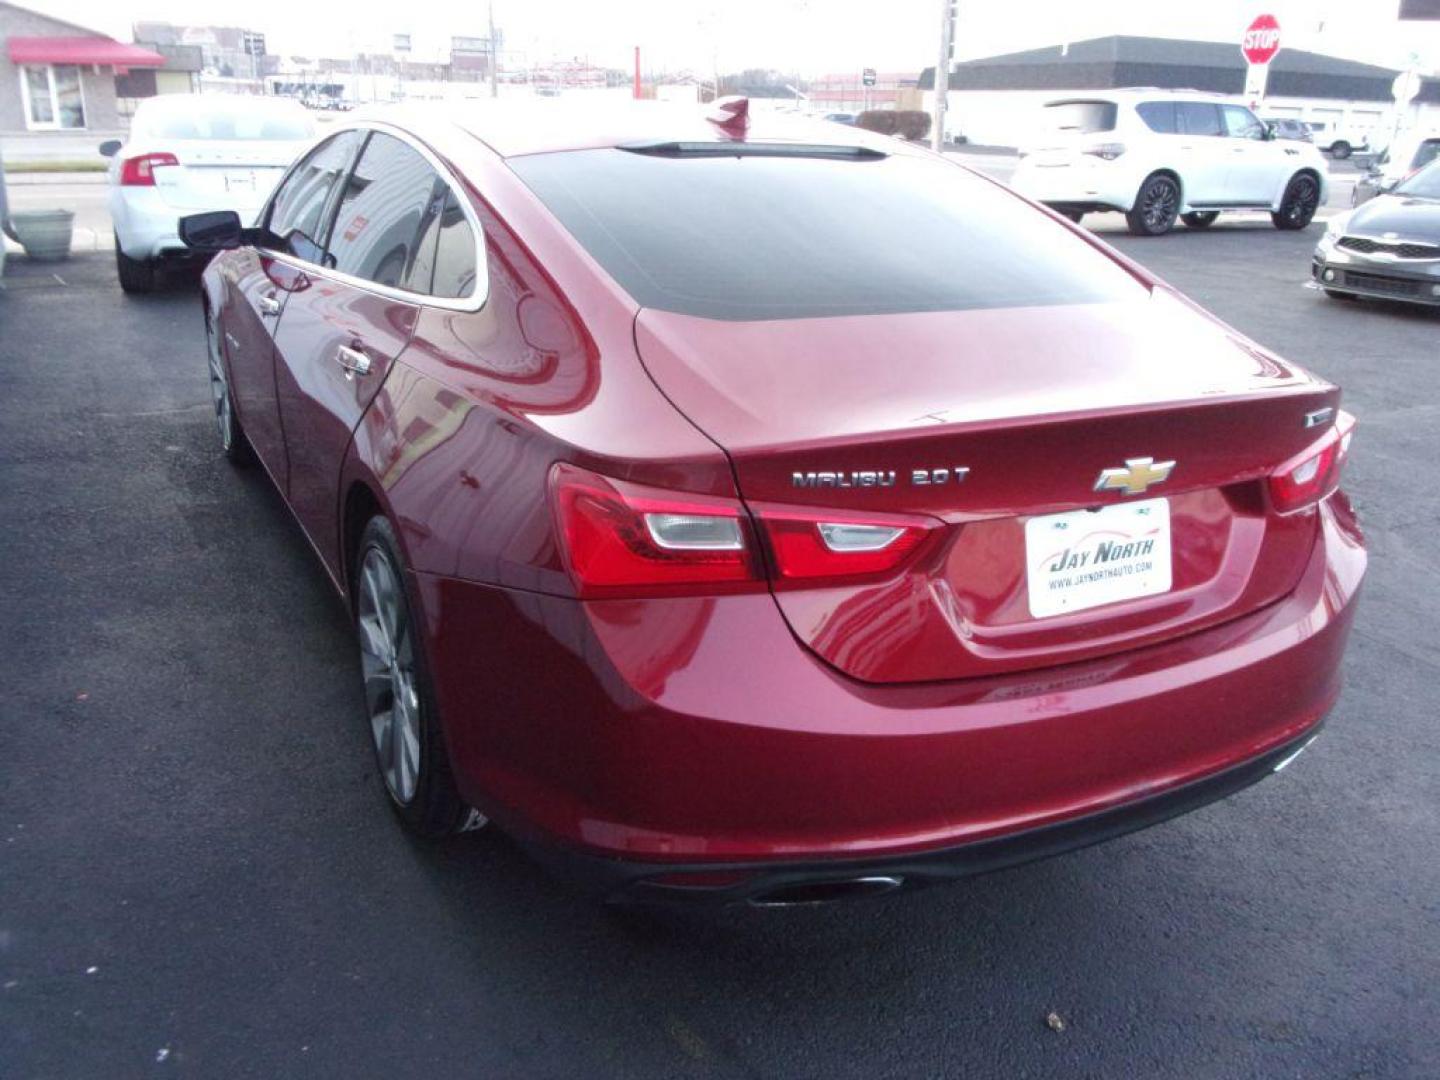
[1024,498,1172,619]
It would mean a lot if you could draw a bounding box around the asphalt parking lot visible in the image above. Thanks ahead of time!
[2,221,1437,1078]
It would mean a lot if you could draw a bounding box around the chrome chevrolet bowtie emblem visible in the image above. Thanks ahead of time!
[1094,457,1175,496]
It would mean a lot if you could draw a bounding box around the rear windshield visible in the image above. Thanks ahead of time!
[137,104,314,142]
[509,148,1143,321]
[1042,101,1118,134]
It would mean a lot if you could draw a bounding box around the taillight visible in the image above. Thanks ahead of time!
[758,509,933,584]
[549,464,760,596]
[1268,410,1355,514]
[548,464,939,598]
[119,152,179,186]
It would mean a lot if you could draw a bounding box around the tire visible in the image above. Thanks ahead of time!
[1125,174,1180,236]
[1273,173,1321,230]
[115,240,155,294]
[354,516,477,839]
[1061,209,1085,223]
[1331,141,1352,160]
[1181,211,1219,228]
[204,306,254,466]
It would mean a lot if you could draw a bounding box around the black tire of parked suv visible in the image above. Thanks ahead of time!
[353,515,475,840]
[115,239,156,294]
[1125,174,1181,236]
[1330,141,1352,160]
[1181,211,1220,228]
[1061,210,1085,223]
[1273,174,1321,231]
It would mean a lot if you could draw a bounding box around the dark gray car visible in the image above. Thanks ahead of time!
[1313,159,1440,305]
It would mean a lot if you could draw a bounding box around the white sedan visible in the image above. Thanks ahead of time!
[103,95,316,293]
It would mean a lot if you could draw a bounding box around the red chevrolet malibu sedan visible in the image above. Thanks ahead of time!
[182,99,1365,906]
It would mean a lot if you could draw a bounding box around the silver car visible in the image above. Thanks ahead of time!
[1314,159,1440,306]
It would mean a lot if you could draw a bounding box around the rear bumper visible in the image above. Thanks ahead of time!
[110,187,265,261]
[418,495,1364,896]
[1011,160,1138,212]
[533,723,1324,906]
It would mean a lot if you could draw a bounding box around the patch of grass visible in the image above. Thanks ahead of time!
[5,159,107,174]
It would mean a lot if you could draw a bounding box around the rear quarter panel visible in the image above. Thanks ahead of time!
[341,137,735,595]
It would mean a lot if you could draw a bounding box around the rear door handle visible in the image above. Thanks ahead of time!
[335,344,372,377]
[258,293,281,316]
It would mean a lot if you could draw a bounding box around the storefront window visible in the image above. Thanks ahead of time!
[20,65,87,130]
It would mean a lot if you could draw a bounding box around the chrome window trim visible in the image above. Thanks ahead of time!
[256,120,489,314]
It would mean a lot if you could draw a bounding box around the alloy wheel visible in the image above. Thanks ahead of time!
[205,314,233,452]
[1144,179,1178,231]
[1286,177,1320,224]
[357,547,422,805]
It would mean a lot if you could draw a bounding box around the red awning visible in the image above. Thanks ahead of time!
[7,37,166,72]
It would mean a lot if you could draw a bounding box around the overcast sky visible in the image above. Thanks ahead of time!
[24,0,1440,76]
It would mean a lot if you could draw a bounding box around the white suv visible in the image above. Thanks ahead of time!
[1011,90,1329,236]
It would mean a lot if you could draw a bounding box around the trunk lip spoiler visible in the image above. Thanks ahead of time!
[618,140,887,161]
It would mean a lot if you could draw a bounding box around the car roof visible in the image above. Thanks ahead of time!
[349,99,907,160]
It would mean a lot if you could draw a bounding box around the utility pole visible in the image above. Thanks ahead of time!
[931,0,955,153]
[488,1,498,98]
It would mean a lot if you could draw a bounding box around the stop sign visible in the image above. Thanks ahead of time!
[1242,14,1282,65]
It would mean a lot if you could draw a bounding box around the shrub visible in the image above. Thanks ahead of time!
[856,110,898,136]
[856,110,932,142]
[894,111,932,141]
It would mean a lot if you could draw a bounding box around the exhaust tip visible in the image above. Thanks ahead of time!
[748,875,905,908]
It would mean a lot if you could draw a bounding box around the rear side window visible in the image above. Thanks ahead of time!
[266,130,362,261]
[1042,100,1118,133]
[429,191,480,299]
[326,132,442,290]
[510,148,1145,321]
[1136,101,1176,134]
[406,188,480,299]
[1412,140,1440,171]
[1176,103,1223,137]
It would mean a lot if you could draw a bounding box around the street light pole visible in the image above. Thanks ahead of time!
[931,0,954,153]
[488,1,498,98]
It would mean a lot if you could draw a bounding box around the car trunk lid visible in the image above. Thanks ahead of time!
[634,290,1339,683]
[151,140,301,213]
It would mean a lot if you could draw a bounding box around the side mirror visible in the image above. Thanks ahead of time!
[180,210,244,251]
[98,139,122,158]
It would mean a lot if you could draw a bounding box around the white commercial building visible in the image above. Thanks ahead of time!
[920,36,1439,151]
